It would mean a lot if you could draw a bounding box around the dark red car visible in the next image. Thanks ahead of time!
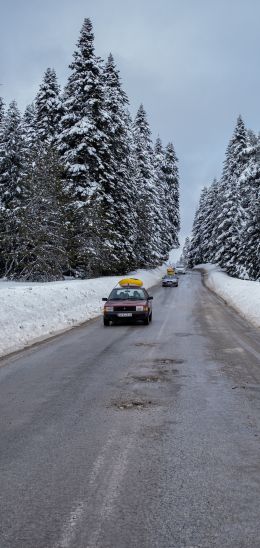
[102,285,153,326]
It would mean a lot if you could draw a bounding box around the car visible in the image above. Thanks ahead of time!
[102,280,153,326]
[175,265,186,275]
[162,275,178,287]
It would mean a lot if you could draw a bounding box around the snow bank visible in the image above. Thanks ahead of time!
[195,264,260,328]
[0,266,166,358]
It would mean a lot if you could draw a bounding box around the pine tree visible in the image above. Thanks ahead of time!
[15,143,66,280]
[180,236,191,267]
[23,103,37,146]
[163,142,180,249]
[238,137,260,280]
[133,104,161,267]
[199,179,220,263]
[10,100,68,281]
[35,68,63,143]
[0,97,4,130]
[0,97,5,187]
[59,18,113,276]
[0,101,26,276]
[94,53,137,274]
[189,187,208,266]
[0,97,5,274]
[154,137,169,260]
[215,116,248,274]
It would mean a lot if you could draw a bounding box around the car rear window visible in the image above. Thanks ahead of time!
[109,288,146,300]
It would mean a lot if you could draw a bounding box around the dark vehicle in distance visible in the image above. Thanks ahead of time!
[102,286,153,326]
[162,275,179,287]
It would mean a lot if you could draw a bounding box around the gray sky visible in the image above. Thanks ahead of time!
[1,0,260,246]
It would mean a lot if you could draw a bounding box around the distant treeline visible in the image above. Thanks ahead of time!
[182,116,259,281]
[0,18,180,281]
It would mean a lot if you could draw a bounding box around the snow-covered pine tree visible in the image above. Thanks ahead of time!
[180,236,191,267]
[23,103,37,147]
[15,142,66,280]
[199,178,220,263]
[0,97,4,129]
[237,135,260,280]
[188,187,209,266]
[215,116,248,275]
[163,142,180,250]
[154,137,169,261]
[0,101,26,277]
[0,97,5,274]
[95,53,137,274]
[12,102,68,281]
[35,68,63,143]
[133,104,161,267]
[59,18,114,276]
[0,97,5,180]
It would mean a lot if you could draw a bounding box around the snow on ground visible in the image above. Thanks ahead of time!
[195,264,260,328]
[0,265,168,358]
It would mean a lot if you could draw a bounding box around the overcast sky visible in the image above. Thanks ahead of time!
[1,0,260,245]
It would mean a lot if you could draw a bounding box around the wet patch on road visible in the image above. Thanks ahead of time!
[111,398,154,410]
[140,421,176,441]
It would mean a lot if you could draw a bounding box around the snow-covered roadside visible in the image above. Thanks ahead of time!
[0,266,167,358]
[195,264,260,328]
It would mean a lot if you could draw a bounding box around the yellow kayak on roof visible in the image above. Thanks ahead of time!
[119,278,143,287]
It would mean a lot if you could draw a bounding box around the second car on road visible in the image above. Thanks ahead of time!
[162,275,179,287]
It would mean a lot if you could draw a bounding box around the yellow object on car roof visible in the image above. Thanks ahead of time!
[119,278,143,287]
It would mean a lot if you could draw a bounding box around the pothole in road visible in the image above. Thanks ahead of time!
[112,399,153,410]
[135,342,159,347]
[151,358,184,366]
[131,374,164,383]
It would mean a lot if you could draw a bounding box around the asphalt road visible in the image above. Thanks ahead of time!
[1,271,260,548]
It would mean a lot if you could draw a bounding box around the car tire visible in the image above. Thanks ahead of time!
[149,312,152,322]
[103,318,110,326]
[144,315,150,325]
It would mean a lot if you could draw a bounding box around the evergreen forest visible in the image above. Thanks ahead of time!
[186,116,259,281]
[0,19,180,281]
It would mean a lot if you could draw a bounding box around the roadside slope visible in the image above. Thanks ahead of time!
[195,263,260,328]
[0,266,166,358]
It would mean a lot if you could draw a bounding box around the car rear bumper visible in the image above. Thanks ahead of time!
[104,311,149,321]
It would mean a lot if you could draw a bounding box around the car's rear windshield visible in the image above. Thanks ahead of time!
[108,288,146,300]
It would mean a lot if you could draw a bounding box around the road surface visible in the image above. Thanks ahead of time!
[0,271,260,548]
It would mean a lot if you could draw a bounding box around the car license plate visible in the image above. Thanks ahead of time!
[118,312,132,317]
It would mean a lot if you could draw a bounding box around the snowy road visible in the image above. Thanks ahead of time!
[0,271,260,547]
